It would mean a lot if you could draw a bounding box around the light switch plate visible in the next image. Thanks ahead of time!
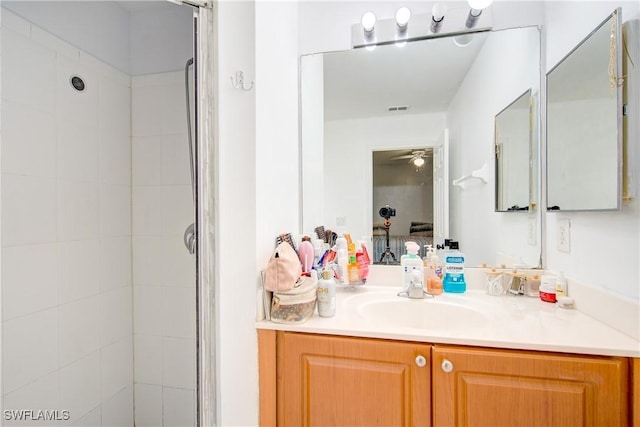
[557,218,570,253]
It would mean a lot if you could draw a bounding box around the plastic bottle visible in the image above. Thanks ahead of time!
[427,253,443,295]
[317,270,336,317]
[298,240,314,273]
[337,249,349,284]
[443,241,466,293]
[555,272,567,298]
[355,243,370,282]
[401,242,423,290]
[347,255,360,283]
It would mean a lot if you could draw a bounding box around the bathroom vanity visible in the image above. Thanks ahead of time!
[256,283,640,426]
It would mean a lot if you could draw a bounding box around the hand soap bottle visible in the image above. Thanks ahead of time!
[443,241,466,293]
[401,242,423,290]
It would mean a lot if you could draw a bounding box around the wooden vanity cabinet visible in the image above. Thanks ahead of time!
[432,345,629,427]
[275,331,431,427]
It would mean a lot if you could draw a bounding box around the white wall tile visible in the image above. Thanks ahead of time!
[162,287,195,339]
[161,186,193,235]
[59,352,101,423]
[161,84,188,136]
[132,236,163,286]
[100,286,133,347]
[131,84,163,137]
[57,180,99,241]
[1,174,57,246]
[59,295,101,366]
[100,184,131,237]
[134,334,162,385]
[2,372,60,427]
[1,29,56,113]
[2,308,59,394]
[102,385,134,427]
[1,100,57,178]
[161,236,195,287]
[2,243,58,320]
[100,237,132,292]
[161,133,192,186]
[132,186,163,235]
[69,405,101,427]
[56,56,99,183]
[133,286,162,336]
[162,387,195,427]
[98,75,131,137]
[133,384,163,427]
[100,134,132,186]
[101,337,133,400]
[132,136,162,186]
[162,337,195,390]
[58,240,100,305]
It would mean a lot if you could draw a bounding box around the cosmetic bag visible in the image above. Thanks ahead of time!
[263,241,302,292]
[270,275,318,324]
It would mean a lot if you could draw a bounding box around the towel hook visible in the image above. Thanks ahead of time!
[230,70,254,91]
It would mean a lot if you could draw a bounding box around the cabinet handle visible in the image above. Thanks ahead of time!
[415,355,427,367]
[441,359,454,373]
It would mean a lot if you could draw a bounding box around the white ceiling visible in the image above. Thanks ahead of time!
[322,32,489,121]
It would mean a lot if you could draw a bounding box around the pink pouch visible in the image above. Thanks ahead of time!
[263,242,302,292]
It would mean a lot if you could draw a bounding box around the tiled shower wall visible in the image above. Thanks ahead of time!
[1,9,196,427]
[131,72,196,427]
[1,10,133,426]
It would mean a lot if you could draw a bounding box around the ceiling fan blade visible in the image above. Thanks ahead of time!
[389,154,414,160]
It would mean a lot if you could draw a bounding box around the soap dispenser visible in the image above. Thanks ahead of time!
[401,241,423,290]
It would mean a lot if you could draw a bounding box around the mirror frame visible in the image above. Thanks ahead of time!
[545,8,623,212]
[494,89,534,213]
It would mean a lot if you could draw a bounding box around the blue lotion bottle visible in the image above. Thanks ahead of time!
[443,241,466,293]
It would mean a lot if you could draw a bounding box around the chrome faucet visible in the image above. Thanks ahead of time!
[398,270,433,299]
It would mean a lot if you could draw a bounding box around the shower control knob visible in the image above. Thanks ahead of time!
[441,359,454,373]
[415,355,427,368]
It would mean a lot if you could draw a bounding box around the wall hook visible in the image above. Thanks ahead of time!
[230,70,254,91]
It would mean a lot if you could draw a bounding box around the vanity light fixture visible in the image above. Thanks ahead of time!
[413,157,425,167]
[430,3,447,33]
[466,0,493,28]
[395,7,411,33]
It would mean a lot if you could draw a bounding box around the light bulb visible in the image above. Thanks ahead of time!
[467,0,493,10]
[395,7,411,30]
[432,3,447,21]
[361,11,376,33]
[413,157,425,167]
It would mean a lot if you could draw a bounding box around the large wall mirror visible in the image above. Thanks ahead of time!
[301,26,542,267]
[547,9,623,211]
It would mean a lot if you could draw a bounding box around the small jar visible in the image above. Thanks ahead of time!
[539,281,556,303]
[483,268,505,296]
[524,275,541,297]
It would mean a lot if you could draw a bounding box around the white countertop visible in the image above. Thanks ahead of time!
[256,284,640,358]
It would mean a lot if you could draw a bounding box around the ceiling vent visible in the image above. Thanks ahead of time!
[387,106,408,112]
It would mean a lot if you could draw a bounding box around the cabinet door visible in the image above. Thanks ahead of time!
[432,345,628,427]
[277,332,431,427]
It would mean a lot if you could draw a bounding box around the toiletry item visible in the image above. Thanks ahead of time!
[355,247,369,282]
[507,270,525,295]
[539,279,556,303]
[335,236,348,252]
[337,249,349,284]
[317,270,336,317]
[298,240,314,273]
[426,253,443,295]
[401,242,423,290]
[484,268,505,296]
[524,275,541,297]
[556,296,575,309]
[443,241,466,293]
[555,272,567,298]
[347,255,360,283]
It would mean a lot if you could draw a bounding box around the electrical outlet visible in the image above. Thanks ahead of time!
[557,218,570,253]
[527,217,537,246]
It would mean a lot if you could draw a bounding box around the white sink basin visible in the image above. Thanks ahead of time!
[356,298,489,331]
